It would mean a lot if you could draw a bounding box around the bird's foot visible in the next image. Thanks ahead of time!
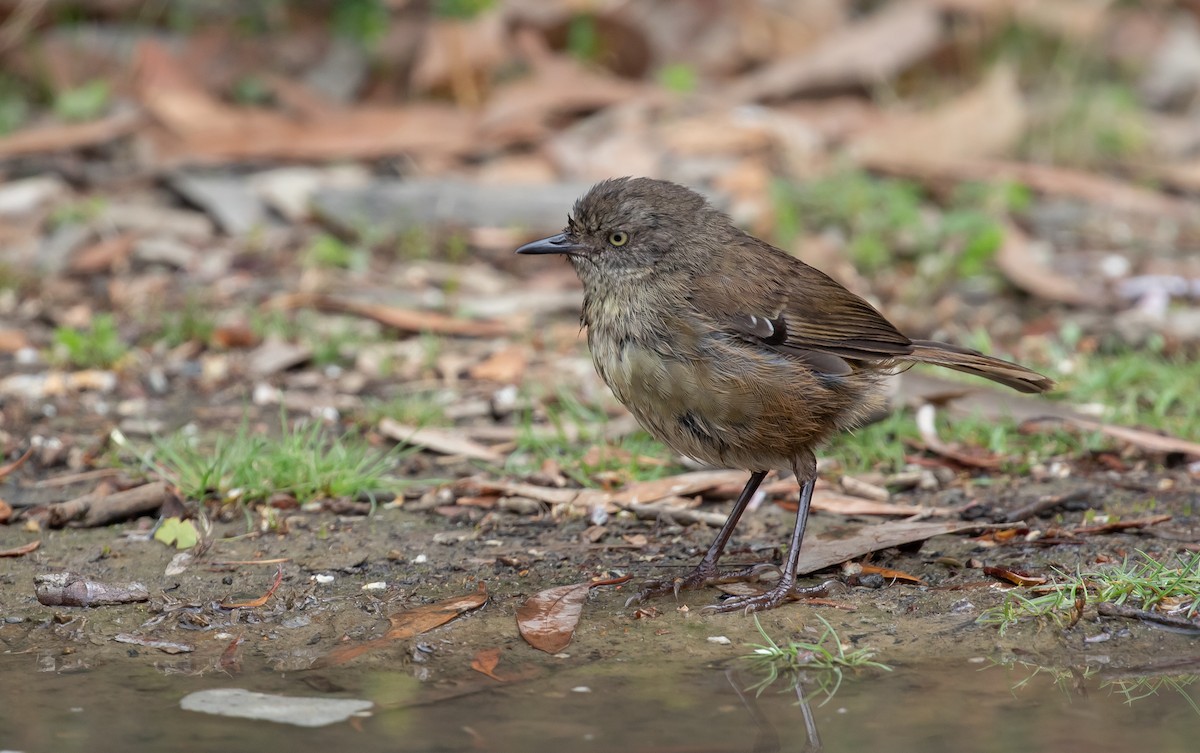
[700,580,834,615]
[625,563,777,607]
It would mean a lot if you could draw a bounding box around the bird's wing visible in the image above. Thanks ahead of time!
[690,238,913,372]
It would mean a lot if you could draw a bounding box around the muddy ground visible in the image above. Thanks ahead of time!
[3,467,1197,685]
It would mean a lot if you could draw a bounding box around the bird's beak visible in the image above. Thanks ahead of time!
[515,232,582,256]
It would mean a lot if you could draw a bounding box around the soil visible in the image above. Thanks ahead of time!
[3,468,1197,679]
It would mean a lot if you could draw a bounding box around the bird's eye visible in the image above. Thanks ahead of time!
[608,230,629,247]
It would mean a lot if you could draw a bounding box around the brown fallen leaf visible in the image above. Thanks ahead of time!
[379,418,505,464]
[410,11,507,104]
[796,520,1006,576]
[982,564,1047,587]
[0,110,142,157]
[994,223,1102,306]
[135,41,474,163]
[727,1,942,102]
[480,28,648,146]
[218,635,245,675]
[858,564,925,585]
[219,566,283,609]
[517,575,631,654]
[468,345,529,383]
[269,292,511,338]
[209,324,259,349]
[0,329,31,353]
[470,648,505,682]
[0,540,39,557]
[319,583,488,667]
[853,64,1025,164]
[68,233,138,275]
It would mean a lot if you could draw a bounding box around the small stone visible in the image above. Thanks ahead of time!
[950,599,976,614]
[0,175,68,217]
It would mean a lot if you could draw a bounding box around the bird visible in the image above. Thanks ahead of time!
[516,176,1053,613]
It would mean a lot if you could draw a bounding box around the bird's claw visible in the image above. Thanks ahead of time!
[700,580,832,615]
[625,563,779,607]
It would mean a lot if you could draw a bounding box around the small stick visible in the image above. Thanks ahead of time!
[1097,602,1200,632]
[1003,488,1094,523]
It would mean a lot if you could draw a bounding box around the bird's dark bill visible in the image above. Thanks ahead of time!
[515,233,582,255]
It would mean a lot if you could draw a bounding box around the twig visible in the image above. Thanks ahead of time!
[1004,488,1094,523]
[46,481,171,528]
[1097,602,1200,632]
[1072,514,1172,535]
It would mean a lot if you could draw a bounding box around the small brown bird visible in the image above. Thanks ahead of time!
[517,177,1052,613]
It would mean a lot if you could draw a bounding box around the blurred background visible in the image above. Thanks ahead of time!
[0,0,1198,496]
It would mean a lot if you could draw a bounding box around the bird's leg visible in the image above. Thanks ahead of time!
[702,473,829,614]
[626,470,768,606]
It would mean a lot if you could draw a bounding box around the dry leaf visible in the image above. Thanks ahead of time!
[468,345,528,383]
[410,12,508,101]
[517,582,589,654]
[728,1,942,102]
[68,233,138,275]
[480,29,647,146]
[0,329,31,353]
[858,564,925,585]
[853,65,1025,163]
[135,41,474,163]
[319,584,488,667]
[994,223,1102,306]
[795,520,1006,576]
[219,566,283,609]
[982,565,1047,587]
[470,647,505,682]
[517,576,630,653]
[379,419,504,464]
[0,110,142,157]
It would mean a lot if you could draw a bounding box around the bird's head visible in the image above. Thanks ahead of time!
[515,177,730,289]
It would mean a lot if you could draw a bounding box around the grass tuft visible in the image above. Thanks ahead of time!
[142,416,409,520]
[745,615,891,702]
[978,551,1200,634]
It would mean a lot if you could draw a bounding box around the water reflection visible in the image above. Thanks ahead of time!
[1,650,1198,752]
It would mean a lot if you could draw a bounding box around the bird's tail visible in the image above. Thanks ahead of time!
[901,340,1054,394]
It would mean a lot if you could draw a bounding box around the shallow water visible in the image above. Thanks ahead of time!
[2,649,1197,753]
